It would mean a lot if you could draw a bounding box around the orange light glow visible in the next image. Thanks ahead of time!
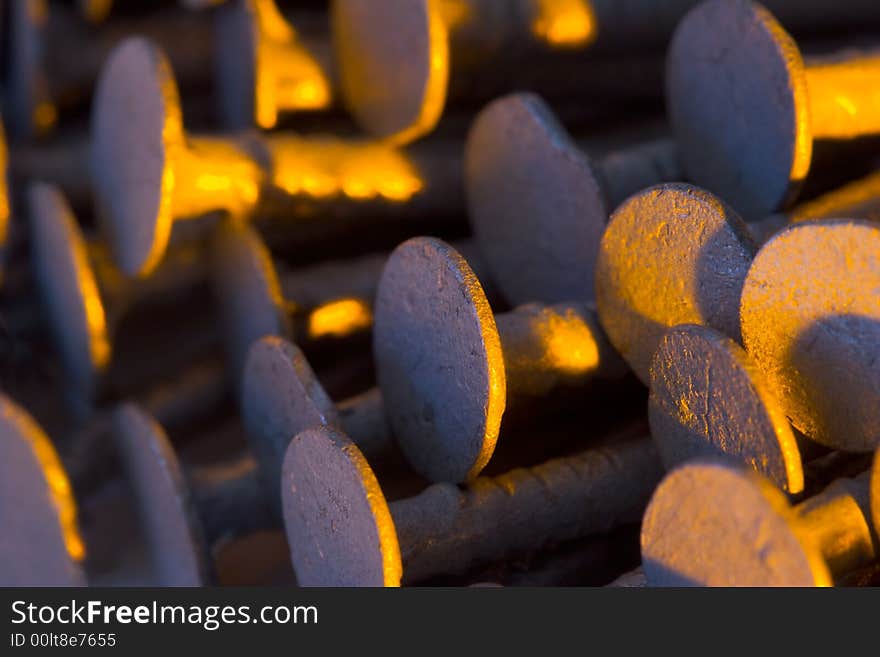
[270,136,424,202]
[307,298,372,339]
[177,138,262,212]
[139,50,265,278]
[539,308,600,375]
[5,402,86,562]
[63,204,113,375]
[531,0,596,48]
[804,54,880,139]
[501,304,602,398]
[253,0,332,129]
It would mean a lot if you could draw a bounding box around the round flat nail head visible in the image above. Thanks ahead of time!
[649,324,803,493]
[332,0,447,141]
[595,183,756,384]
[466,93,607,305]
[92,37,178,277]
[373,237,505,483]
[667,0,809,218]
[113,403,208,586]
[740,220,880,452]
[242,335,338,494]
[282,425,402,586]
[641,460,831,586]
[0,396,85,586]
[29,183,110,392]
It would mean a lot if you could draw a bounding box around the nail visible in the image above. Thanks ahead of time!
[334,0,671,141]
[595,183,757,384]
[641,452,880,585]
[373,236,628,483]
[0,393,86,585]
[210,220,491,378]
[668,0,880,218]
[111,402,274,585]
[210,221,373,377]
[740,219,880,452]
[465,92,680,305]
[27,182,207,397]
[331,0,880,142]
[241,335,393,516]
[281,424,663,586]
[649,323,804,493]
[91,37,462,277]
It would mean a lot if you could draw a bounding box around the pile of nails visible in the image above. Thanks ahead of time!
[0,0,878,588]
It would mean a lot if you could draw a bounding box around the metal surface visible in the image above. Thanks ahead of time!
[241,335,391,515]
[642,456,878,585]
[281,425,662,586]
[375,237,630,483]
[112,403,209,586]
[595,183,757,384]
[649,324,803,493]
[740,220,880,452]
[0,394,86,586]
[113,403,275,585]
[28,181,208,399]
[466,92,680,305]
[91,36,463,278]
[29,181,109,395]
[668,0,880,218]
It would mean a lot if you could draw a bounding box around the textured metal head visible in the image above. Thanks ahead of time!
[331,0,448,142]
[649,324,803,493]
[211,221,290,379]
[465,93,607,306]
[112,403,209,586]
[282,425,402,586]
[641,459,831,586]
[0,394,85,586]
[28,182,111,394]
[740,220,880,452]
[595,183,756,384]
[667,0,809,218]
[91,37,182,277]
[373,237,505,483]
[241,335,338,515]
